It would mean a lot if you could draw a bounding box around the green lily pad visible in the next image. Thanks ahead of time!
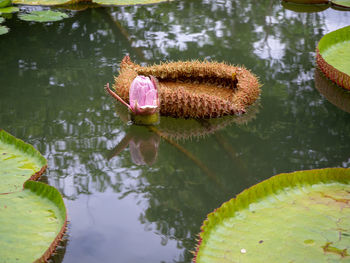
[0,129,47,194]
[0,6,19,13]
[331,0,350,7]
[316,26,350,90]
[0,0,11,8]
[0,25,8,34]
[18,10,68,22]
[281,1,330,12]
[0,180,67,263]
[0,17,4,23]
[92,0,170,6]
[282,0,329,4]
[194,168,350,263]
[13,0,74,6]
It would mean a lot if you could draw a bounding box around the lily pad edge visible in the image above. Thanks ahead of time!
[0,129,47,192]
[24,180,68,262]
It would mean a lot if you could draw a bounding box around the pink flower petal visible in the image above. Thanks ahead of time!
[144,89,157,106]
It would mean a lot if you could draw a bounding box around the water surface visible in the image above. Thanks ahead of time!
[0,1,350,262]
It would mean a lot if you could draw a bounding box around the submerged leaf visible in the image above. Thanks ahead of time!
[0,181,67,263]
[0,130,47,194]
[18,10,68,22]
[0,6,19,13]
[195,168,350,263]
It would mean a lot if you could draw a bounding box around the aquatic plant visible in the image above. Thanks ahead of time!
[106,74,160,125]
[113,56,260,118]
[0,130,67,262]
[316,26,350,90]
[194,168,350,263]
[12,0,170,6]
[18,10,69,22]
[281,0,350,10]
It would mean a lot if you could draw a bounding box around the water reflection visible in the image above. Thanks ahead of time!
[109,125,160,165]
[314,68,350,114]
[109,99,260,166]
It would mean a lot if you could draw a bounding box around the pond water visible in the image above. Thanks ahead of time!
[1,1,350,262]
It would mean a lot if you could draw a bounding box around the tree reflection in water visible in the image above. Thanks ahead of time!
[0,1,350,262]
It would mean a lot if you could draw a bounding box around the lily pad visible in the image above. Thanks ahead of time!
[13,0,74,6]
[0,17,4,23]
[194,168,350,263]
[0,6,19,13]
[92,0,170,6]
[316,26,350,90]
[0,0,11,8]
[18,10,68,22]
[0,129,47,194]
[281,1,330,12]
[331,0,350,8]
[282,0,329,5]
[0,24,8,34]
[0,180,67,263]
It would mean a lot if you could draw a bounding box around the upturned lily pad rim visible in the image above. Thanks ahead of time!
[24,180,68,263]
[194,168,350,262]
[281,1,330,12]
[316,26,350,90]
[0,129,47,194]
[93,0,170,6]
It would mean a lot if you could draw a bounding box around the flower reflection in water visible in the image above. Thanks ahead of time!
[109,125,160,166]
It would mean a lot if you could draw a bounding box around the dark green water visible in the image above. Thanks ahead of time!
[1,1,350,262]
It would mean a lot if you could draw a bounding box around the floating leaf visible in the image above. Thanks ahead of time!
[0,0,11,8]
[93,0,170,6]
[0,24,8,34]
[113,56,260,119]
[0,129,47,194]
[282,0,328,4]
[0,6,19,13]
[13,0,77,5]
[331,0,350,7]
[0,180,67,263]
[18,10,68,22]
[316,26,350,90]
[281,1,330,12]
[194,168,350,263]
[0,131,66,262]
[0,17,4,23]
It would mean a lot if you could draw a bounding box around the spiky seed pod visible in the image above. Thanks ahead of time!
[113,55,261,118]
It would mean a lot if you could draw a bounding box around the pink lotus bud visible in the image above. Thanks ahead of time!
[129,76,159,115]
